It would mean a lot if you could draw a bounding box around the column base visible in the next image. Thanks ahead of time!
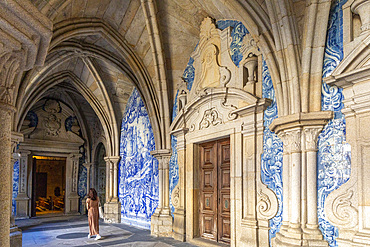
[81,197,87,214]
[173,208,186,241]
[66,194,80,214]
[272,227,328,247]
[104,201,121,223]
[151,213,173,237]
[15,194,29,218]
[10,226,22,247]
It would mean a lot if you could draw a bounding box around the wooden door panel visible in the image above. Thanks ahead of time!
[200,139,230,244]
[203,169,215,190]
[219,217,231,242]
[218,139,230,243]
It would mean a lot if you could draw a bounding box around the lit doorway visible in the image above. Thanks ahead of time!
[31,156,66,217]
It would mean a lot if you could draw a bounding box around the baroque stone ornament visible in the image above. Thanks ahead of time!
[199,107,222,129]
[257,189,273,218]
[197,17,221,90]
[330,189,358,229]
[171,184,180,209]
[44,114,61,136]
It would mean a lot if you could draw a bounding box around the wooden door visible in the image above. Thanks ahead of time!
[199,138,230,243]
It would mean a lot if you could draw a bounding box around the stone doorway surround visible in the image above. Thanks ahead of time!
[15,147,82,218]
[169,18,278,246]
[15,100,85,217]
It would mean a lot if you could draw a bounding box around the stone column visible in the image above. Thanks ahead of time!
[0,1,52,245]
[10,132,23,247]
[277,131,291,232]
[303,126,323,237]
[150,149,173,237]
[0,104,14,247]
[171,129,187,241]
[270,112,332,247]
[103,156,121,223]
[15,151,31,218]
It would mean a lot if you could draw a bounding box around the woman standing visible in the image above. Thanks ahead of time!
[86,188,102,240]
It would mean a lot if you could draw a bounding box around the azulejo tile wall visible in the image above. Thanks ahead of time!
[169,90,179,215]
[78,145,87,213]
[12,160,20,215]
[118,88,159,229]
[217,20,249,67]
[261,59,284,242]
[318,0,350,246]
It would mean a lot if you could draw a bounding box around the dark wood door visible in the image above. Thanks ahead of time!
[200,138,230,243]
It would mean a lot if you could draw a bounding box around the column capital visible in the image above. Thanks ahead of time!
[303,126,324,152]
[270,111,333,135]
[104,156,120,164]
[150,149,172,158]
[68,153,82,161]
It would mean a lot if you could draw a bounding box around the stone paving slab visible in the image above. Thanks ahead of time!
[16,215,197,247]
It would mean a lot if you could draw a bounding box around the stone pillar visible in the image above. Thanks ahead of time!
[150,149,173,237]
[303,127,323,238]
[10,132,23,247]
[0,1,52,245]
[15,151,31,218]
[103,156,121,223]
[171,129,187,241]
[65,153,81,214]
[270,112,332,247]
[0,104,14,247]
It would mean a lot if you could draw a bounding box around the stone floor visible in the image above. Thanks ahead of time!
[16,215,197,247]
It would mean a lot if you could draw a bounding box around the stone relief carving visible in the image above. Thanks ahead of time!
[72,158,79,192]
[219,66,231,87]
[199,107,223,130]
[44,114,61,136]
[197,18,221,91]
[257,189,272,218]
[304,127,322,151]
[171,184,180,209]
[0,52,21,105]
[329,188,358,229]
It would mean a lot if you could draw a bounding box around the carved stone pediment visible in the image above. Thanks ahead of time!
[325,35,370,87]
[170,87,268,135]
[22,99,84,145]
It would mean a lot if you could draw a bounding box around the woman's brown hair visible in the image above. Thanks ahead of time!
[88,188,98,201]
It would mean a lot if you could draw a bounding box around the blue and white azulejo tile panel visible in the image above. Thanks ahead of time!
[12,160,20,215]
[169,90,179,215]
[318,0,350,246]
[118,88,159,229]
[216,20,249,67]
[261,59,284,243]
